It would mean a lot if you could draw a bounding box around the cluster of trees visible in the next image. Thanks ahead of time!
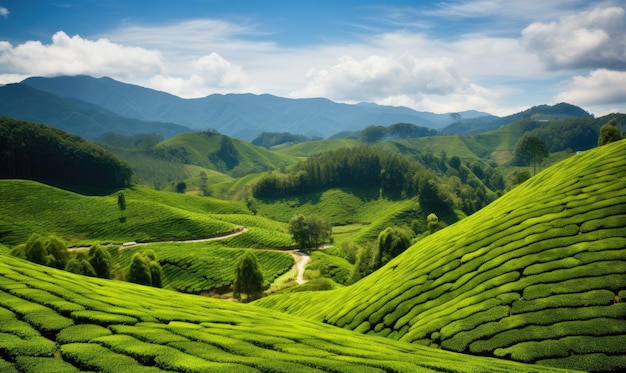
[126,250,163,288]
[0,118,133,189]
[11,234,111,278]
[360,123,438,143]
[251,132,317,149]
[288,215,332,249]
[598,119,623,146]
[253,146,502,215]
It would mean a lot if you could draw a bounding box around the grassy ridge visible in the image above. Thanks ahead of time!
[0,181,243,246]
[0,254,569,372]
[255,140,626,371]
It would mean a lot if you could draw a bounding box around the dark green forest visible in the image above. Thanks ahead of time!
[252,146,503,215]
[0,117,133,189]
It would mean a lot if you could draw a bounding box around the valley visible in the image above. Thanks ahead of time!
[0,76,625,372]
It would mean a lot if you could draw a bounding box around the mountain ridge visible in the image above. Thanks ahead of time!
[0,83,191,140]
[22,75,491,140]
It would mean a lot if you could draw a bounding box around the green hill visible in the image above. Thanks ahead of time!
[255,139,626,371]
[0,254,569,372]
[0,181,248,246]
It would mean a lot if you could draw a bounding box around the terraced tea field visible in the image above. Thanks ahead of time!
[0,254,567,372]
[114,241,294,293]
[255,139,626,372]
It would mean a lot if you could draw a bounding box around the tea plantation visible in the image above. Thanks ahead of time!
[255,139,626,371]
[0,254,568,372]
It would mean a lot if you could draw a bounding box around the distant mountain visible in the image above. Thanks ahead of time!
[442,103,592,134]
[0,83,191,140]
[22,75,491,140]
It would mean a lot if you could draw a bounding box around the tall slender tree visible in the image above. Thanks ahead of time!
[233,252,264,301]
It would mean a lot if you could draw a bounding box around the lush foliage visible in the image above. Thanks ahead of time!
[11,234,69,270]
[253,146,498,216]
[0,253,565,372]
[255,139,626,371]
[360,123,438,142]
[126,250,163,288]
[598,118,623,146]
[233,251,264,301]
[0,118,132,189]
[288,215,332,249]
[251,131,317,148]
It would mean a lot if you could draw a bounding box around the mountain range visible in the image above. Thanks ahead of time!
[0,75,593,141]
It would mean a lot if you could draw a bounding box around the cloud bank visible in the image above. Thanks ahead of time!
[523,6,626,71]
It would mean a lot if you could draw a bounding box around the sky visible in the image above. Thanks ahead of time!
[0,0,625,117]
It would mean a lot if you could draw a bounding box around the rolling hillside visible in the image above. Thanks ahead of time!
[255,139,626,371]
[0,181,247,246]
[0,254,569,372]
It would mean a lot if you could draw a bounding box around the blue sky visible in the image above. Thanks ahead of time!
[1,0,625,116]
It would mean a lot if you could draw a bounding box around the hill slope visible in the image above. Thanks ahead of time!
[255,139,626,371]
[0,84,190,140]
[0,254,568,372]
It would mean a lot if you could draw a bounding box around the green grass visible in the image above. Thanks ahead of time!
[0,254,565,373]
[255,139,626,371]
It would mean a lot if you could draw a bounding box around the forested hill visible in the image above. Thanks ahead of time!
[442,102,593,134]
[0,118,133,189]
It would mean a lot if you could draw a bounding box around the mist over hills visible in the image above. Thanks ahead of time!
[21,75,490,140]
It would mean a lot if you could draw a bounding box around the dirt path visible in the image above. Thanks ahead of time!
[67,227,248,252]
[291,251,311,284]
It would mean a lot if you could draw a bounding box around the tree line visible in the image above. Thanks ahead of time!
[252,146,503,215]
[0,118,133,189]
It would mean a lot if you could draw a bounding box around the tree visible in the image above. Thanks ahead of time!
[88,245,111,279]
[176,181,187,193]
[288,215,332,249]
[376,226,414,267]
[117,192,126,219]
[65,252,96,277]
[233,251,264,301]
[126,253,152,286]
[348,244,379,284]
[45,235,69,269]
[598,119,623,146]
[426,213,440,234]
[449,156,461,170]
[126,251,163,287]
[513,135,549,175]
[24,234,47,265]
[360,125,388,143]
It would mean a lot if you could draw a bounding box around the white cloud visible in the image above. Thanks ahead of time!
[522,6,626,71]
[555,69,626,113]
[0,31,164,80]
[147,52,257,97]
[292,54,497,113]
[0,6,8,18]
